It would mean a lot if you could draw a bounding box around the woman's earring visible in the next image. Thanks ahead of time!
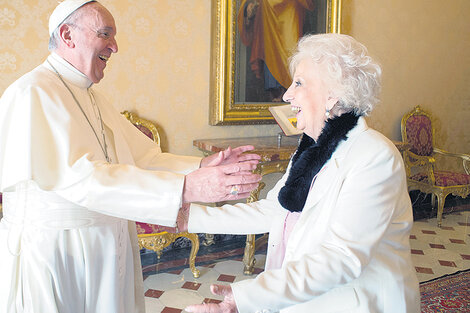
[325,108,330,118]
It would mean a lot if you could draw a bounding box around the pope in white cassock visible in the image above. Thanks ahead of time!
[0,1,262,312]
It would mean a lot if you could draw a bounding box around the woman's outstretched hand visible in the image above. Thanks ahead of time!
[185,284,238,313]
[200,145,261,168]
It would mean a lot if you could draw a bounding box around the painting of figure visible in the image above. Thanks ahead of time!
[235,0,324,103]
[209,0,339,125]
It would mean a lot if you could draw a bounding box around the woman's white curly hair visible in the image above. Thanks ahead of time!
[289,33,382,116]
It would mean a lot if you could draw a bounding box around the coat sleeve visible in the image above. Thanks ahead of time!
[188,169,290,235]
[230,133,412,312]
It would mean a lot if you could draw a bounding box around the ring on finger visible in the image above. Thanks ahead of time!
[230,185,239,195]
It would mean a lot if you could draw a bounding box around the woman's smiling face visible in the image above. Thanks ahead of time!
[282,58,337,140]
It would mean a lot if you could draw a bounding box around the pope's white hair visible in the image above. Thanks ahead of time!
[289,33,382,116]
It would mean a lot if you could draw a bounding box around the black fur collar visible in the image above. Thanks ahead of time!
[278,112,359,212]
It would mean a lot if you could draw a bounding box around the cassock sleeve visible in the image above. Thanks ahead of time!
[0,71,200,226]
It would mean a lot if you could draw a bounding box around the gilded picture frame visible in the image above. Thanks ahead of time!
[209,0,342,125]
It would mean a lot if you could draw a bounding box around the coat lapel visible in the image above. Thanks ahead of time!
[301,117,369,211]
[301,159,339,210]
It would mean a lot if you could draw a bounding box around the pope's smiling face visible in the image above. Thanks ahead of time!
[69,3,118,83]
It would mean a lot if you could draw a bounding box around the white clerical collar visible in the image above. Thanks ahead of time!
[45,53,93,89]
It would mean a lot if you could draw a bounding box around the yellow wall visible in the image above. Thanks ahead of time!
[342,0,470,155]
[0,0,469,157]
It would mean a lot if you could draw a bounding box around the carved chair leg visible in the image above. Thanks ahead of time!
[242,182,266,275]
[243,234,256,275]
[436,193,446,228]
[138,232,200,278]
[184,232,201,278]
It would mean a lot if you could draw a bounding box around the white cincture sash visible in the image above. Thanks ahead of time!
[3,184,118,229]
[2,181,120,255]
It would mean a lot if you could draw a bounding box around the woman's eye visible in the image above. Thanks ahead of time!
[295,81,302,87]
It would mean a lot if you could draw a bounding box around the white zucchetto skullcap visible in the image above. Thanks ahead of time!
[48,0,96,37]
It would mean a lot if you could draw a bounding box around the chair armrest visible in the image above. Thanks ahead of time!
[433,148,470,160]
[403,150,436,183]
[405,150,436,166]
[433,148,470,174]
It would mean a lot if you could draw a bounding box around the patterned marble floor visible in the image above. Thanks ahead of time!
[143,210,470,313]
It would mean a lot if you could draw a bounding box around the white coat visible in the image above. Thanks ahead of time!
[189,118,420,313]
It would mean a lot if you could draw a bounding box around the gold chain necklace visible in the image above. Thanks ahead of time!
[47,60,110,162]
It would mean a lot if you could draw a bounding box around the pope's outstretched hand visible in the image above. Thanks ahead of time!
[183,145,262,203]
[183,161,261,203]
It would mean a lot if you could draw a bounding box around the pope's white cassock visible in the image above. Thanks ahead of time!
[0,53,201,313]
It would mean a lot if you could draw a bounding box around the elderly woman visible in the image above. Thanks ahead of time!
[183,34,420,313]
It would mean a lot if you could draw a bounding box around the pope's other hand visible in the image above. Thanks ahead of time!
[183,161,261,203]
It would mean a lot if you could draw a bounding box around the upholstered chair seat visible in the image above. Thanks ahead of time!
[401,105,470,227]
[122,111,200,278]
[411,171,470,187]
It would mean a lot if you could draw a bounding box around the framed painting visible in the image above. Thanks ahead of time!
[209,0,342,125]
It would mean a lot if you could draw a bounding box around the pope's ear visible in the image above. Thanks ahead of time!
[58,24,75,48]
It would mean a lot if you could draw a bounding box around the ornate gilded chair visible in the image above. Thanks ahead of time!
[401,105,470,227]
[121,111,200,278]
